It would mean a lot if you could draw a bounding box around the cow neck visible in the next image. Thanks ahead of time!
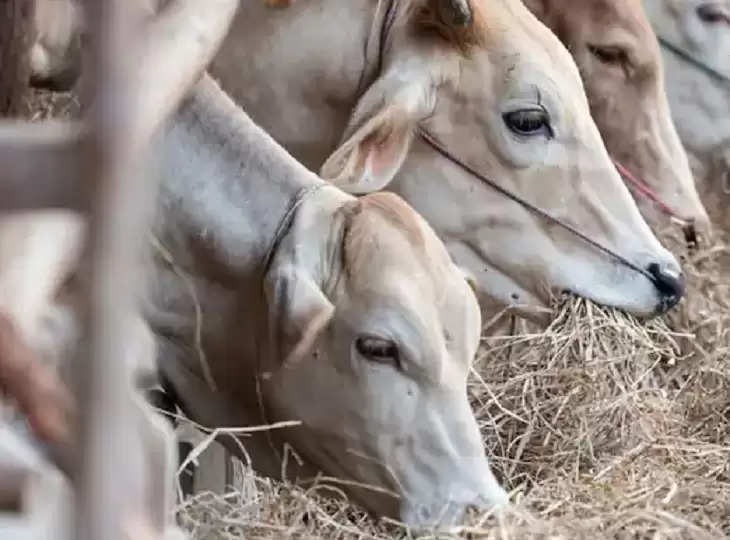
[149,75,347,405]
[156,74,331,283]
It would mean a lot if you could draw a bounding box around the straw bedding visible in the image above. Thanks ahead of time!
[26,89,730,539]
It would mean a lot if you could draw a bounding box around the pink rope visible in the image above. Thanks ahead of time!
[613,160,688,223]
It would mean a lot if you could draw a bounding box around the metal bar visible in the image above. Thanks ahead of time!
[72,1,163,539]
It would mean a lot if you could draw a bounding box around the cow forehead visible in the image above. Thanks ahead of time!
[407,0,591,112]
[341,200,472,307]
[410,0,575,67]
[344,221,449,294]
[562,0,662,74]
[479,2,585,89]
[566,0,654,40]
[342,193,451,279]
[344,243,477,336]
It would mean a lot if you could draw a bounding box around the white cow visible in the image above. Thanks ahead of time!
[643,0,730,168]
[210,0,685,321]
[147,74,507,526]
[2,73,508,529]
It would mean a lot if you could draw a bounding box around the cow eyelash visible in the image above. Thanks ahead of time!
[502,108,554,139]
[588,44,631,67]
[355,336,402,369]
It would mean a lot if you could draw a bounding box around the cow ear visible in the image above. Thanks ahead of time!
[320,107,415,194]
[321,62,437,194]
[264,263,334,366]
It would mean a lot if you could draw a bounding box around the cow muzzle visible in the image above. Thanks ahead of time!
[398,459,509,528]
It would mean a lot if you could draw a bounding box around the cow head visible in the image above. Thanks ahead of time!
[321,0,685,320]
[262,189,507,527]
[523,0,709,229]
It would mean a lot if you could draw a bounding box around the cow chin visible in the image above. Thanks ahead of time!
[478,260,666,322]
[283,425,509,528]
[453,241,677,322]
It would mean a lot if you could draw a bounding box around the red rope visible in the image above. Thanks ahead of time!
[613,160,687,223]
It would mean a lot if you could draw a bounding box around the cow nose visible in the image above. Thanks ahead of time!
[647,262,685,313]
[401,474,509,528]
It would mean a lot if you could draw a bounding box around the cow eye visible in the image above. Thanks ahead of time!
[355,336,400,368]
[697,4,730,25]
[503,109,553,138]
[588,44,629,66]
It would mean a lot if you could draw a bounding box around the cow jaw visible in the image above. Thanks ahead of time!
[261,192,507,526]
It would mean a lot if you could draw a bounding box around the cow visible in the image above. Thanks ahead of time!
[522,0,709,229]
[146,73,508,526]
[209,0,686,320]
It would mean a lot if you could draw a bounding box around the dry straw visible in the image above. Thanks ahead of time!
[25,90,730,539]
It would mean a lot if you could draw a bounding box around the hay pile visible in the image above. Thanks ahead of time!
[473,293,729,538]
[23,89,730,539]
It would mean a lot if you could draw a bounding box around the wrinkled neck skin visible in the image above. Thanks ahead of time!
[210,0,380,170]
[146,75,350,478]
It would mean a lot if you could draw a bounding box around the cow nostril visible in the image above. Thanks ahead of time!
[647,262,685,312]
